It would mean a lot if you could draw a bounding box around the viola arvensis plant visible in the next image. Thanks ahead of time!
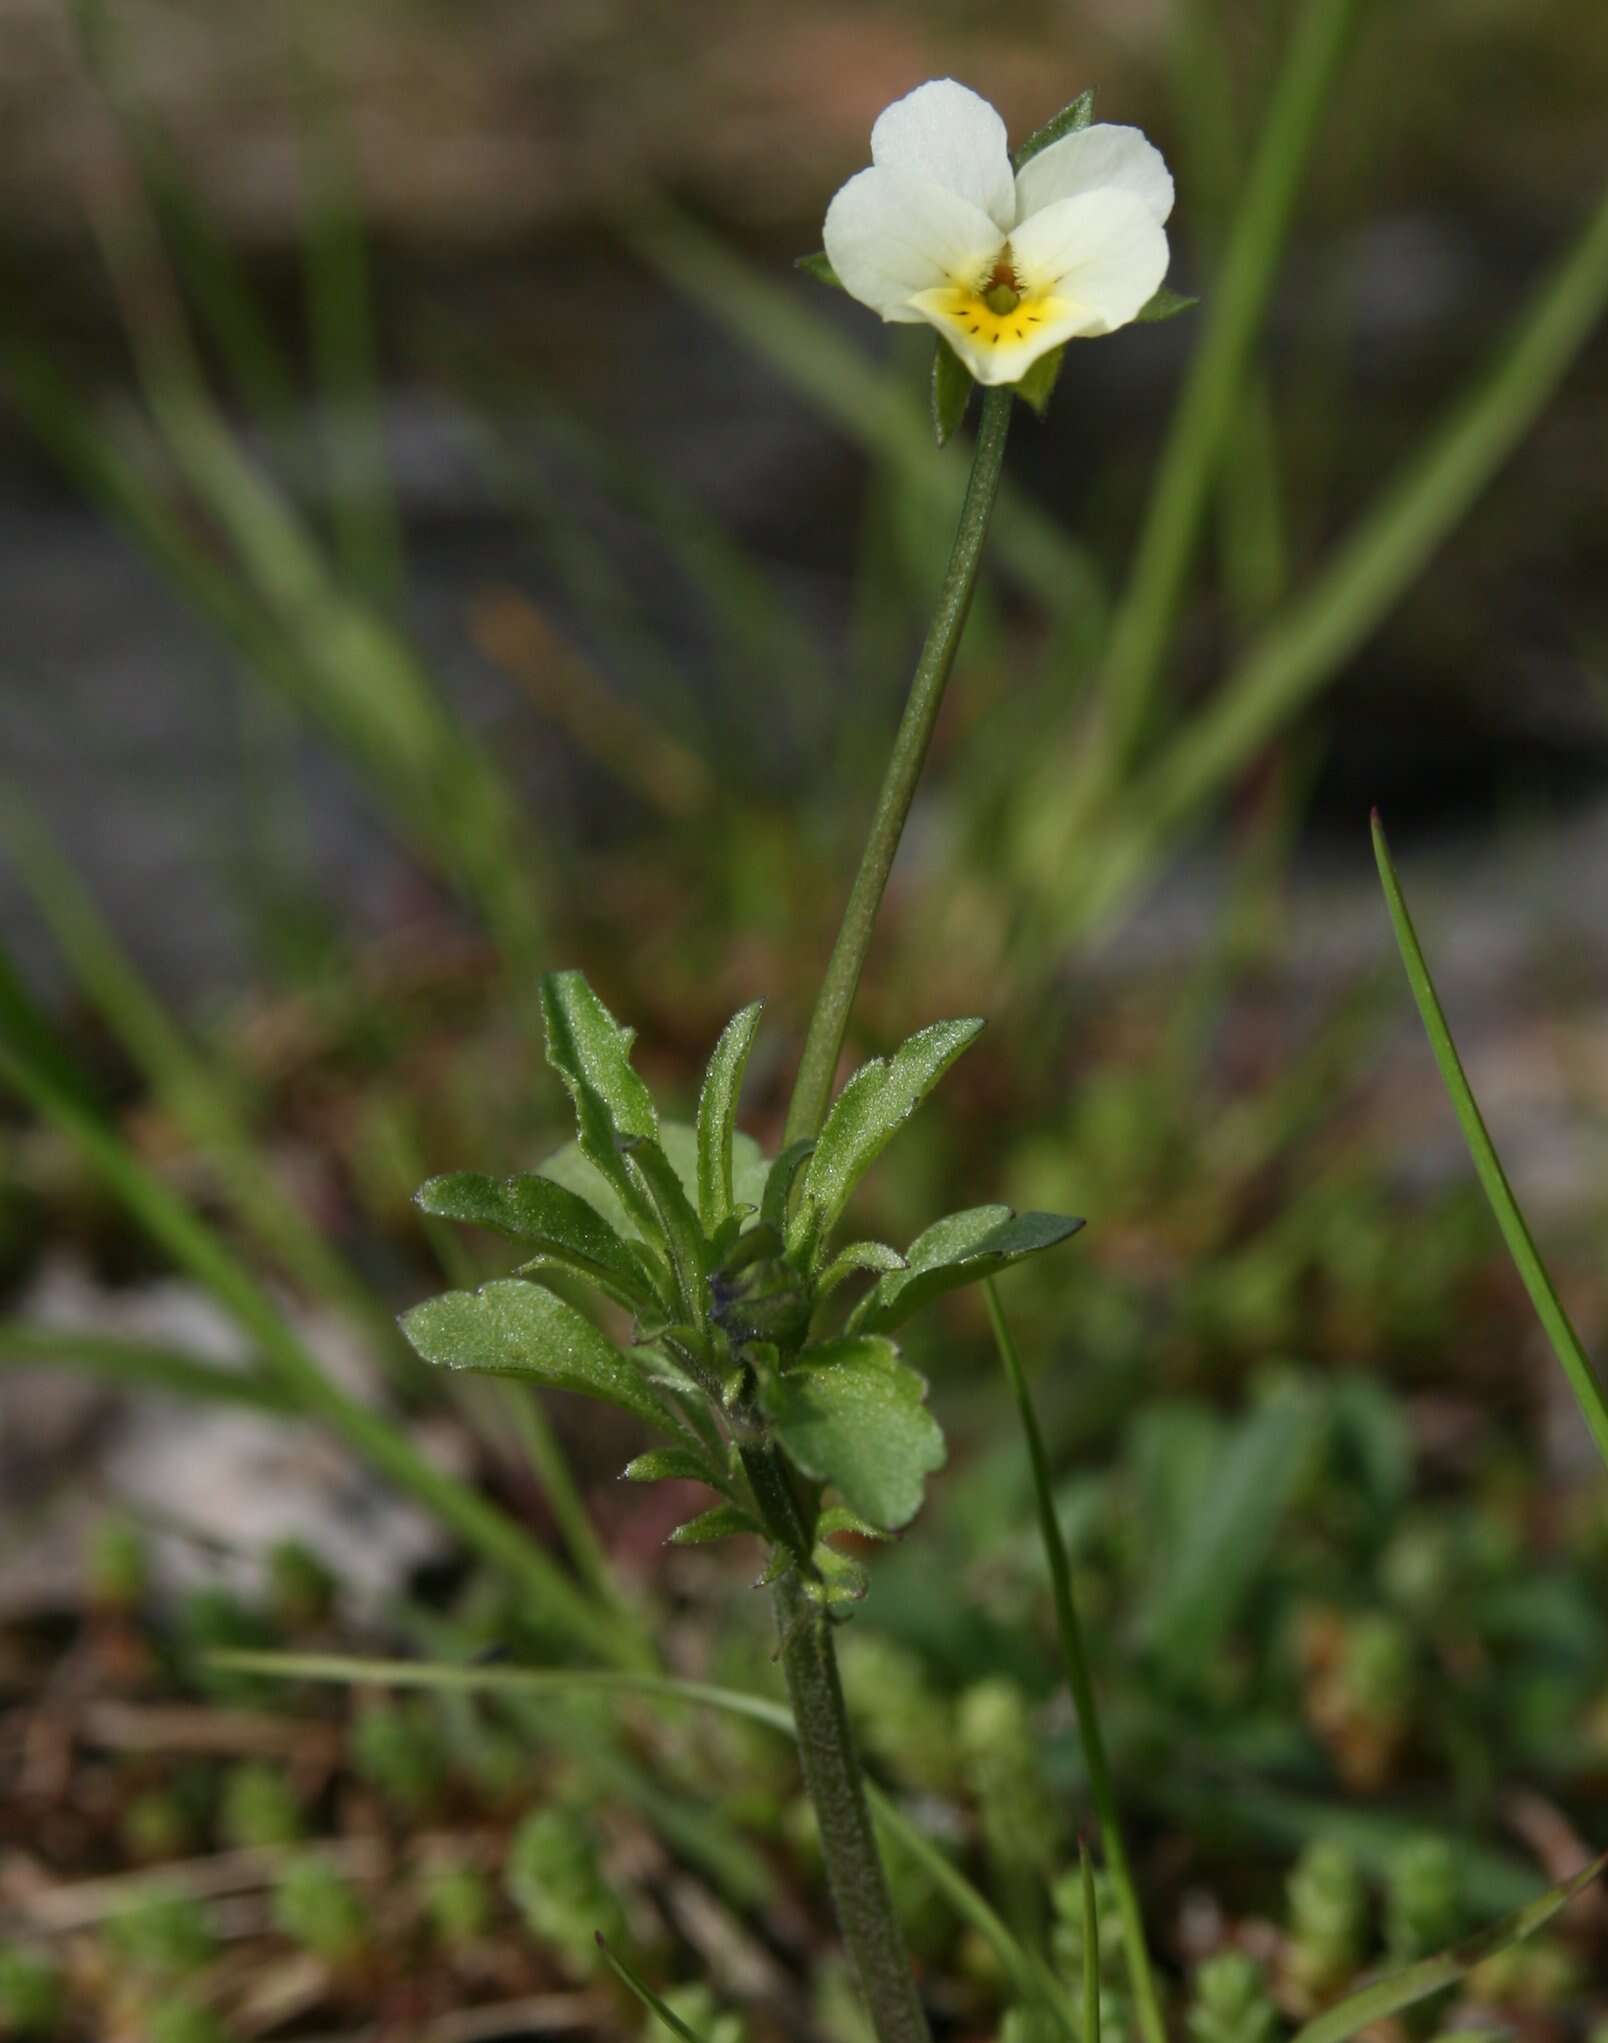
[808,79,1187,425]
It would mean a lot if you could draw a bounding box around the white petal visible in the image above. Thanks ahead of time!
[1013,122,1174,228]
[907,289,1097,386]
[1010,188,1170,336]
[823,166,1002,324]
[871,78,1016,233]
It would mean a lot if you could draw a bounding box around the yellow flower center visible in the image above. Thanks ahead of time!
[922,247,1061,355]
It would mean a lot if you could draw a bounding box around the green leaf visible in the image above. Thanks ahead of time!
[695,1000,764,1235]
[1134,285,1199,324]
[932,337,973,447]
[668,1503,763,1546]
[1290,1849,1608,2043]
[541,970,658,1142]
[764,1335,946,1531]
[818,1239,905,1299]
[795,251,843,291]
[400,1279,671,1433]
[1373,813,1608,1471]
[623,1445,727,1488]
[816,1504,891,1543]
[416,1171,655,1311]
[624,1134,710,1318]
[537,1137,636,1238]
[1011,343,1066,418]
[851,1206,1084,1333]
[541,1123,764,1244]
[1138,1384,1328,1680]
[788,1017,984,1269]
[1012,89,1094,170]
[761,1137,816,1236]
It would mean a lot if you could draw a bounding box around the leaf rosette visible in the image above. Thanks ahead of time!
[403,971,1083,1595]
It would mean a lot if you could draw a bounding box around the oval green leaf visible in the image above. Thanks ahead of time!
[541,970,658,1142]
[765,1335,946,1531]
[416,1171,654,1310]
[852,1205,1085,1333]
[788,1017,984,1270]
[696,1001,764,1234]
[400,1279,672,1433]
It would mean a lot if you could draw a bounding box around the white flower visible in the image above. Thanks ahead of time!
[823,79,1173,387]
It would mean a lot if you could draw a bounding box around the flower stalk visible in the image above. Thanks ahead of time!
[783,382,1013,1152]
[766,380,1014,2043]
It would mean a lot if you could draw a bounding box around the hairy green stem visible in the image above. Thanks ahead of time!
[774,1569,930,2043]
[762,381,1016,2043]
[783,384,1013,1148]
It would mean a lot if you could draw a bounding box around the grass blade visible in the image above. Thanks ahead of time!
[0,1324,292,1411]
[1290,1847,1608,2043]
[1371,812,1608,1469]
[293,8,406,606]
[1138,1382,1327,1678]
[1073,175,1608,937]
[1080,1841,1101,2043]
[596,1936,711,2042]
[983,1282,1166,2043]
[1100,0,1363,759]
[868,1788,1073,2026]
[0,800,381,1330]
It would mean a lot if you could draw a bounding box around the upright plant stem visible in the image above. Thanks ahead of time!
[784,384,1013,1148]
[774,1571,930,2043]
[762,385,1013,2043]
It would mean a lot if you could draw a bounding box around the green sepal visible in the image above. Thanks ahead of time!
[1012,89,1094,171]
[695,1000,764,1236]
[761,1138,816,1236]
[541,970,657,1142]
[787,1017,985,1271]
[1012,343,1066,419]
[932,337,973,447]
[818,1240,906,1300]
[761,1335,946,1531]
[668,1504,764,1546]
[849,1206,1085,1334]
[416,1171,656,1313]
[1135,284,1199,324]
[796,251,844,290]
[400,1279,673,1434]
